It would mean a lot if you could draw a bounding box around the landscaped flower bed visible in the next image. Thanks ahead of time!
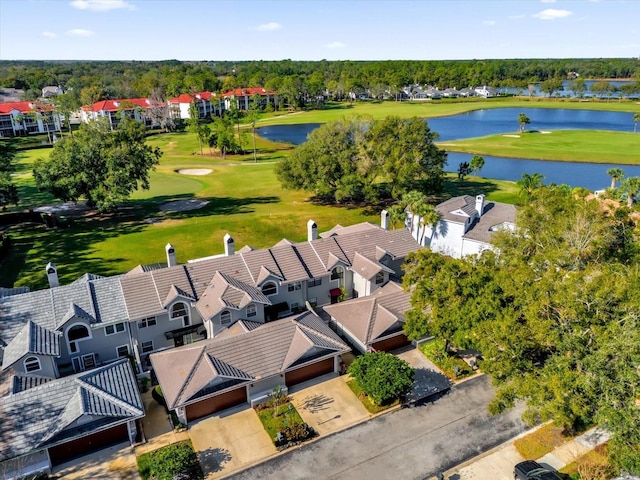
[255,401,315,449]
[418,339,474,380]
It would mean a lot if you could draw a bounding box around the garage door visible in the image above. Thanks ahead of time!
[285,357,334,387]
[185,386,247,422]
[371,334,409,352]
[49,423,128,466]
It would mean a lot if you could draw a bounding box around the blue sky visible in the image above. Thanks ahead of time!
[1,0,638,61]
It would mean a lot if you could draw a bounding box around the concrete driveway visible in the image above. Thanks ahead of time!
[289,373,370,435]
[53,442,139,480]
[188,405,275,479]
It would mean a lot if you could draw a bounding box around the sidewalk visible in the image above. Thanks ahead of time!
[434,426,610,480]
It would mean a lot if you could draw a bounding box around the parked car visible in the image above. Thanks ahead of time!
[514,460,563,480]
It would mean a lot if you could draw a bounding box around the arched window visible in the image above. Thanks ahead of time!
[375,272,384,284]
[171,302,190,326]
[220,310,232,325]
[261,282,277,296]
[24,356,41,372]
[331,267,344,287]
[67,323,91,354]
[246,304,257,317]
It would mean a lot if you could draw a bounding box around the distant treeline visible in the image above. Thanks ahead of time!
[1,58,638,102]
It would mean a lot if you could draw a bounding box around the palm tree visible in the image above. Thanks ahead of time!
[621,176,640,207]
[414,202,440,246]
[634,113,640,133]
[401,190,428,239]
[518,113,530,133]
[517,173,544,203]
[606,168,625,189]
[387,204,406,230]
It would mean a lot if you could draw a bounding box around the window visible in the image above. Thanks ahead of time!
[171,302,190,326]
[82,354,96,370]
[141,341,154,353]
[220,310,232,325]
[287,282,301,292]
[261,282,277,296]
[307,278,322,288]
[24,356,41,372]
[331,267,344,281]
[138,316,157,328]
[67,324,91,354]
[68,324,90,341]
[246,304,257,317]
[116,345,129,358]
[290,302,299,311]
[375,272,384,284]
[105,323,126,335]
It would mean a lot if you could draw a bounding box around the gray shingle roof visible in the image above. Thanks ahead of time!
[151,312,349,409]
[0,359,143,462]
[462,202,517,244]
[2,320,61,370]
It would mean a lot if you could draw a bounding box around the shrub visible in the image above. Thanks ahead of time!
[348,352,414,406]
[137,441,203,480]
[152,385,167,410]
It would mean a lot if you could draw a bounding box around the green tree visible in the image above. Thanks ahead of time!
[387,204,406,230]
[517,172,544,203]
[210,115,240,159]
[590,81,616,100]
[188,102,205,155]
[469,155,485,176]
[0,141,19,210]
[33,117,161,212]
[540,78,564,97]
[401,190,429,240]
[517,113,530,133]
[568,78,587,98]
[348,352,414,406]
[246,93,262,162]
[606,167,625,189]
[634,113,640,133]
[414,201,439,245]
[620,176,640,207]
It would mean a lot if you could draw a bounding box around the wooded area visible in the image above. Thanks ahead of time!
[1,58,638,103]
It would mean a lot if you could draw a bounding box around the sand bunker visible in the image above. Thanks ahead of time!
[159,199,209,212]
[34,202,90,214]
[178,169,212,175]
[540,130,552,134]
[503,134,520,138]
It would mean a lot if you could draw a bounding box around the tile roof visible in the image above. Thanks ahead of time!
[196,271,270,320]
[0,286,30,298]
[221,87,275,98]
[151,311,349,409]
[168,92,216,103]
[324,282,410,347]
[436,195,478,223]
[350,252,394,281]
[0,360,143,462]
[462,201,517,244]
[82,98,163,113]
[2,321,61,370]
[0,101,53,114]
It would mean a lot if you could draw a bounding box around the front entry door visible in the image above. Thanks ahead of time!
[174,336,184,347]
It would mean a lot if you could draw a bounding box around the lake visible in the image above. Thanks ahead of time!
[257,108,640,190]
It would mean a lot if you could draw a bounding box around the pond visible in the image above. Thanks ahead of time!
[257,108,640,190]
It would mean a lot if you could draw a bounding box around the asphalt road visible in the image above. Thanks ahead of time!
[230,375,527,480]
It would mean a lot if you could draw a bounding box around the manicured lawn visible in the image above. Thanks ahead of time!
[136,440,203,480]
[439,129,640,164]
[513,423,573,459]
[256,402,305,444]
[418,339,474,381]
[346,378,399,414]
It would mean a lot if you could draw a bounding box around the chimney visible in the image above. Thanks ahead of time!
[307,220,318,242]
[165,243,177,267]
[224,233,235,256]
[46,262,59,288]
[475,194,485,217]
[380,210,390,230]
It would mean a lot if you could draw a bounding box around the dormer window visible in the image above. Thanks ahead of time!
[220,310,232,325]
[331,267,344,287]
[246,304,257,317]
[375,272,384,284]
[67,323,91,354]
[24,356,41,373]
[262,282,277,296]
[171,302,190,327]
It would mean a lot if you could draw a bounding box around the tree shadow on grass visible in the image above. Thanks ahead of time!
[144,195,281,221]
[197,447,232,474]
[441,177,502,200]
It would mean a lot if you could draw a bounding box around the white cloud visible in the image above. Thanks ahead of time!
[256,22,282,31]
[42,31,58,38]
[66,29,95,37]
[326,41,345,49]
[483,20,496,26]
[70,0,135,11]
[533,8,573,20]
